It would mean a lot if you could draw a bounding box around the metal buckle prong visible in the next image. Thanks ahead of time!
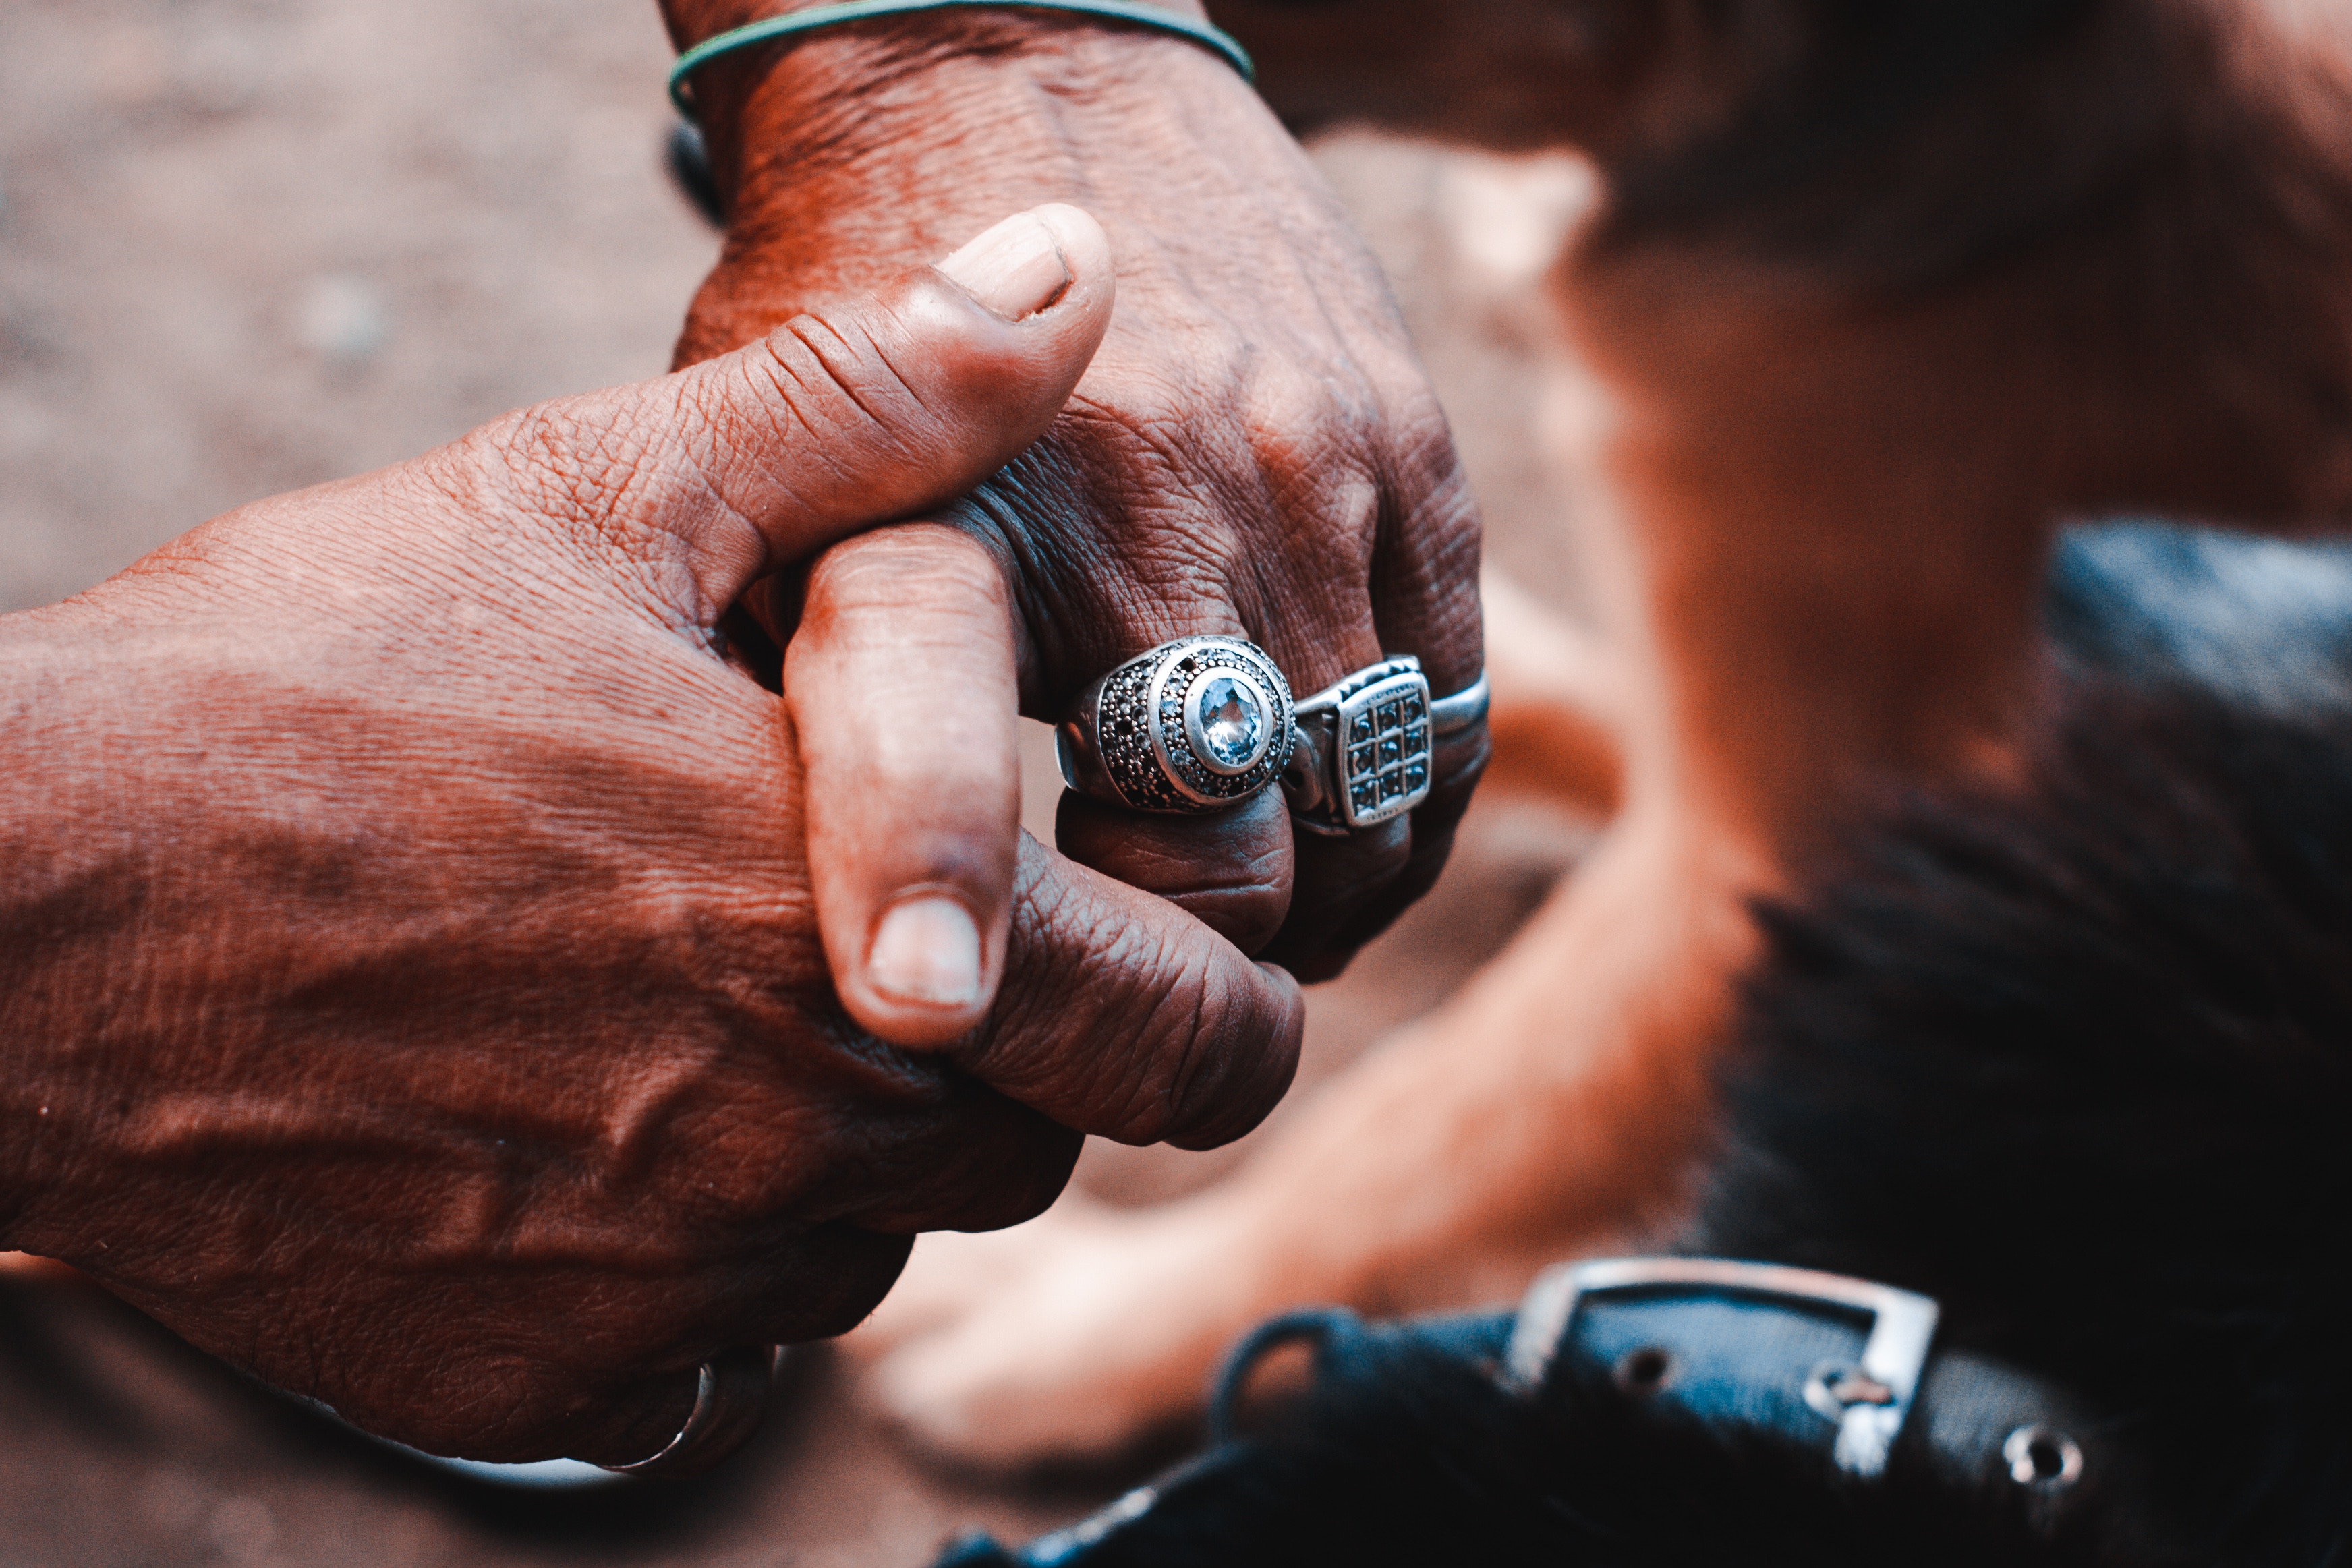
[1501,1257,1941,1478]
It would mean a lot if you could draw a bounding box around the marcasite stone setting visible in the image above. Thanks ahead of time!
[1058,636,1295,813]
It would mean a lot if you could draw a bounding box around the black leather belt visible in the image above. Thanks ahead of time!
[1502,1258,2123,1512]
[935,1257,2152,1565]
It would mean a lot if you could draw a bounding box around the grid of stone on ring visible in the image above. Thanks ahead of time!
[1096,639,1294,812]
[1337,674,1432,825]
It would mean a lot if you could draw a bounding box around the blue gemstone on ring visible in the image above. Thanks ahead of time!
[1196,675,1266,770]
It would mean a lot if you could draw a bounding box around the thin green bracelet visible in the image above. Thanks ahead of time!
[669,0,1255,117]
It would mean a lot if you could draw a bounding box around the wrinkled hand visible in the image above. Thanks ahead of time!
[0,212,1301,1467]
[663,1,1488,1030]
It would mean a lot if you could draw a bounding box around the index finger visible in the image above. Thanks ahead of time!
[962,834,1306,1152]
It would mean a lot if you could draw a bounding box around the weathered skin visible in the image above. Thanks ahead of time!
[0,228,1304,1468]
[659,0,1491,999]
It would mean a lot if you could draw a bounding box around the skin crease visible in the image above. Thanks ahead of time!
[658,0,1493,1000]
[0,233,1305,1469]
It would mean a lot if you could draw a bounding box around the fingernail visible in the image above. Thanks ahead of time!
[867,895,985,1010]
[937,211,1071,321]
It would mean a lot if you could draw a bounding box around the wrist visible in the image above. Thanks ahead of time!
[667,6,1292,361]
[662,0,1210,52]
[706,12,1224,174]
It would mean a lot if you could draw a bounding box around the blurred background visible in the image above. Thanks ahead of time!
[0,0,1599,1561]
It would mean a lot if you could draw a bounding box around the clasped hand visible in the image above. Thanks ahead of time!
[0,208,1301,1466]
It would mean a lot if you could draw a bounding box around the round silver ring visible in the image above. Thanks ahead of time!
[1428,670,1490,736]
[1282,657,1487,836]
[599,1345,780,1478]
[1056,636,1297,814]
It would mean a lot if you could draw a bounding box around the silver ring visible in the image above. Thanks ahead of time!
[1428,670,1490,736]
[1282,657,1487,836]
[1056,636,1297,814]
[599,1345,780,1478]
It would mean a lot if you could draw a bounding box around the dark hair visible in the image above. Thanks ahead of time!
[1707,678,2352,1565]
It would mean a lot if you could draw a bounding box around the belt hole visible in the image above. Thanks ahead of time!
[2003,1424,2085,1488]
[1615,1345,1673,1394]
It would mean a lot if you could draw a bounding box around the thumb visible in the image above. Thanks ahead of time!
[492,204,1113,606]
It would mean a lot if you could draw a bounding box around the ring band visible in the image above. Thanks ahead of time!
[1428,670,1490,736]
[1056,636,1297,814]
[1283,658,1487,836]
[600,1345,780,1478]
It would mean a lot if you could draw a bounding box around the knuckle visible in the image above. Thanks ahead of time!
[1145,958,1228,1142]
[1102,937,1254,1146]
[1164,968,1302,1151]
[812,521,1005,611]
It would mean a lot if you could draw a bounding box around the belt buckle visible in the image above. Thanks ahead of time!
[1501,1257,1941,1478]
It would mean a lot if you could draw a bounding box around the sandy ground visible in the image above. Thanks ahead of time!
[0,1,1600,1561]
